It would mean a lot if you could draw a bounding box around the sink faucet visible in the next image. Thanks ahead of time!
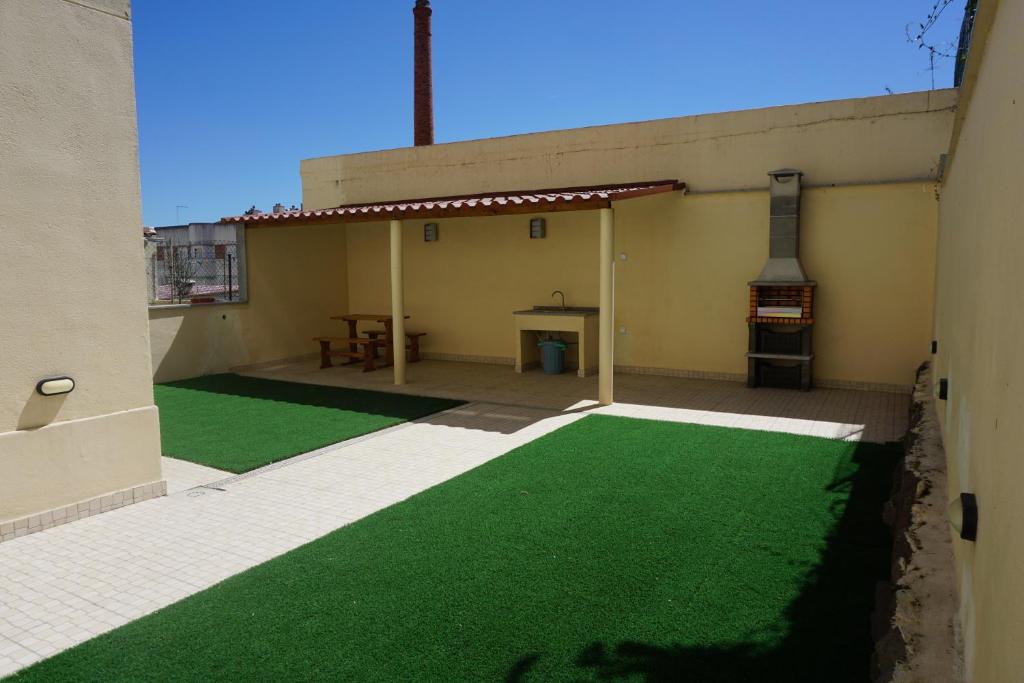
[551,290,566,309]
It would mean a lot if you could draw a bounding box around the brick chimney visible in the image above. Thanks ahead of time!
[413,0,434,146]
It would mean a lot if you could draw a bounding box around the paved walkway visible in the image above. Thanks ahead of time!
[160,457,232,495]
[0,403,576,676]
[0,379,907,676]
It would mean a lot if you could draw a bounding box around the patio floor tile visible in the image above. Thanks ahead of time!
[241,358,908,443]
[0,402,563,675]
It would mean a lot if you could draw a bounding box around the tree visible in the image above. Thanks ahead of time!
[167,243,198,302]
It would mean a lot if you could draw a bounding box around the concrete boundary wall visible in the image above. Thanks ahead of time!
[930,0,1024,680]
[0,0,162,523]
[148,222,349,383]
[339,182,937,389]
[151,98,954,391]
[302,90,956,206]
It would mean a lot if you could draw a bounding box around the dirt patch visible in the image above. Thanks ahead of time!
[873,362,962,682]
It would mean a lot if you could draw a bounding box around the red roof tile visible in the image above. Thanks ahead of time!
[221,180,685,225]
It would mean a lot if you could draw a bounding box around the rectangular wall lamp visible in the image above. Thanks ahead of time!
[530,218,546,239]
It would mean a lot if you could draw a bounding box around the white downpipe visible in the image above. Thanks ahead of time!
[599,208,614,405]
[390,219,406,385]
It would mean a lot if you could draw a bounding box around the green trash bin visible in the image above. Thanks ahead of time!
[538,339,568,375]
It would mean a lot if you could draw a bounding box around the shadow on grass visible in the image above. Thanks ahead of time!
[159,373,464,421]
[511,441,901,683]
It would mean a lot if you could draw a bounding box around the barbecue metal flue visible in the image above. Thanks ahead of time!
[752,169,809,284]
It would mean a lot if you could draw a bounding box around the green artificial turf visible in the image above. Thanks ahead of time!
[14,416,900,682]
[153,373,464,473]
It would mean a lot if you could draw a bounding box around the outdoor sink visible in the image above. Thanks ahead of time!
[514,305,599,315]
[513,306,600,377]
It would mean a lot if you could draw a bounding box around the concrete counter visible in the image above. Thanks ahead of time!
[513,310,599,377]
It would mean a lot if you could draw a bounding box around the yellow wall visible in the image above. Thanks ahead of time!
[303,90,956,207]
[0,0,162,522]
[802,183,937,386]
[346,212,599,363]
[932,0,1024,679]
[149,222,349,382]
[145,94,955,393]
[301,90,955,391]
[344,183,935,389]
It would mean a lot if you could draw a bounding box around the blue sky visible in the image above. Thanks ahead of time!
[132,0,966,226]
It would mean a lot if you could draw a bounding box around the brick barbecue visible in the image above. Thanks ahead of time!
[747,169,816,390]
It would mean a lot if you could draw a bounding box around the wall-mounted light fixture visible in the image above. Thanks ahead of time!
[529,218,546,239]
[948,492,978,541]
[938,377,949,400]
[931,340,938,354]
[36,376,75,396]
[424,223,439,242]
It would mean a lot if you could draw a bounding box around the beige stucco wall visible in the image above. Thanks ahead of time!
[619,183,936,386]
[0,0,161,521]
[145,93,955,392]
[932,0,1024,680]
[303,90,956,206]
[343,182,935,388]
[314,91,952,390]
[346,212,598,363]
[149,222,349,383]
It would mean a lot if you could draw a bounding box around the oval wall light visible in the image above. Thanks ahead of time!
[36,376,75,396]
[948,492,978,541]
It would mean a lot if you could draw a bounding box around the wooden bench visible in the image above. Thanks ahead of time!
[365,330,427,363]
[312,337,382,372]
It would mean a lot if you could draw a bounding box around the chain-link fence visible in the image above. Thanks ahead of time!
[145,232,245,306]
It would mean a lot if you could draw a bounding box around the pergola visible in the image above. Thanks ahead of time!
[222,180,686,405]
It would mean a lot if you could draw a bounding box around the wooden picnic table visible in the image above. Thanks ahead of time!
[330,314,410,367]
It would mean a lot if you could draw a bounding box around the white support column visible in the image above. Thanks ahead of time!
[390,219,406,385]
[599,207,614,405]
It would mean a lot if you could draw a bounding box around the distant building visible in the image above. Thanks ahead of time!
[145,223,245,305]
[151,222,239,245]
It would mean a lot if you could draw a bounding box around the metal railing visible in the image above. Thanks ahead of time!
[954,0,979,87]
